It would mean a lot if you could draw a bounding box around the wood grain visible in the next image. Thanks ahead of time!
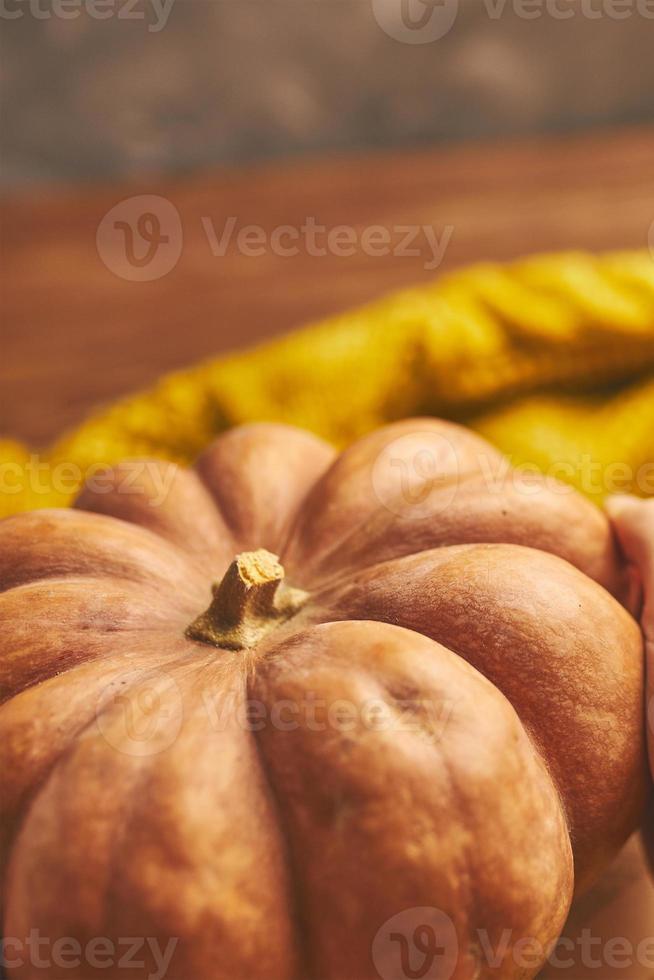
[2,125,654,447]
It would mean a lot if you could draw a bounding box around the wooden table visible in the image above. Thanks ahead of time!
[2,124,654,448]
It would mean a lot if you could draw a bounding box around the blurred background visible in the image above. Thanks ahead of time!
[2,0,654,449]
[3,0,654,185]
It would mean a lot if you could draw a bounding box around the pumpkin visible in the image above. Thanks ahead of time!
[0,418,648,980]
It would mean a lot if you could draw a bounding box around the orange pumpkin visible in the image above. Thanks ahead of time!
[0,419,648,980]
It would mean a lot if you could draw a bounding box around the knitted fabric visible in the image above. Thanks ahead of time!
[2,250,653,517]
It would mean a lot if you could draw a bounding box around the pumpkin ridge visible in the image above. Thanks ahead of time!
[247,620,575,976]
[74,461,238,563]
[91,657,225,943]
[245,689,316,980]
[314,541,647,893]
[307,544,480,601]
[0,508,206,599]
[282,470,483,586]
[192,422,336,559]
[0,576,199,707]
[0,643,211,914]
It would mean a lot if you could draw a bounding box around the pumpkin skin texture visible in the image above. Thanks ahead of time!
[0,419,647,980]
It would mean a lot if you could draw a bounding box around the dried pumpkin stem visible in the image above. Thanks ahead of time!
[186,548,309,650]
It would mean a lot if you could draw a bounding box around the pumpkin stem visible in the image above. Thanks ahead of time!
[185,549,309,650]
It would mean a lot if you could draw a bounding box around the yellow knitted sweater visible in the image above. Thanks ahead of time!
[2,250,653,517]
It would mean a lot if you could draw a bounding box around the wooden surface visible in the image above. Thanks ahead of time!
[2,125,654,447]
